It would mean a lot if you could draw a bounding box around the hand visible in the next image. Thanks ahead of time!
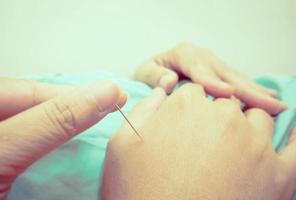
[101,85,296,200]
[0,78,127,200]
[134,42,286,115]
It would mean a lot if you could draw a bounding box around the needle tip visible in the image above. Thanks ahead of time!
[115,104,142,140]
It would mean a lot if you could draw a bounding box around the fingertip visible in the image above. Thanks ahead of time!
[87,80,123,112]
[132,87,166,115]
[266,100,288,116]
[281,102,288,109]
[158,73,178,94]
[233,86,288,116]
[117,92,128,107]
[276,101,288,113]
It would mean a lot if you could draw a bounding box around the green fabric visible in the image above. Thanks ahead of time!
[8,71,296,200]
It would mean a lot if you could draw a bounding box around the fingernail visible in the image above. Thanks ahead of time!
[159,74,178,92]
[116,92,128,107]
[120,92,129,101]
[87,81,122,112]
[159,74,176,88]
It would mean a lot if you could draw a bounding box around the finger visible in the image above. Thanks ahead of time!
[245,108,274,138]
[177,83,207,100]
[214,96,241,107]
[0,78,74,121]
[109,92,128,113]
[187,65,234,98]
[248,81,277,97]
[235,72,278,97]
[232,69,278,97]
[134,61,178,93]
[120,87,166,134]
[221,73,287,115]
[0,80,127,177]
[237,87,286,115]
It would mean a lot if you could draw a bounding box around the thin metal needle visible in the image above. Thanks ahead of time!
[115,104,142,140]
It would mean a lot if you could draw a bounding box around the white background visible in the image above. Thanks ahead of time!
[0,0,295,77]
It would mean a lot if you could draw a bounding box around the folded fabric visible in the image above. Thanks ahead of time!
[8,71,296,200]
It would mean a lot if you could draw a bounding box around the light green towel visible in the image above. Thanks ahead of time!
[8,71,296,200]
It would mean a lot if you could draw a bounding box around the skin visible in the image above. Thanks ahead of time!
[0,43,289,199]
[101,85,296,200]
[0,78,127,200]
[134,42,287,115]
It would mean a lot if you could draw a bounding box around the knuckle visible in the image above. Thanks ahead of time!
[227,103,241,115]
[43,100,77,138]
[170,83,206,109]
[179,83,203,94]
[248,108,269,117]
[247,108,274,126]
[234,87,249,99]
[247,108,265,115]
[82,90,104,113]
[234,87,245,97]
[176,83,204,101]
[215,99,244,129]
[217,98,241,115]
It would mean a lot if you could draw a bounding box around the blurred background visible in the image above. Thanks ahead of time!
[0,0,295,77]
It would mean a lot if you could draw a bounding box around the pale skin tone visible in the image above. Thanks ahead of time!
[0,79,127,199]
[102,85,296,200]
[0,43,289,199]
[134,43,286,115]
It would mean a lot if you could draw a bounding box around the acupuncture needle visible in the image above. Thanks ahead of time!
[115,104,142,140]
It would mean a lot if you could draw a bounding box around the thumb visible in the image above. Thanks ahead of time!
[0,80,127,178]
[134,61,178,93]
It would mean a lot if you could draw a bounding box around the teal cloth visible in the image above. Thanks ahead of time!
[8,71,296,200]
